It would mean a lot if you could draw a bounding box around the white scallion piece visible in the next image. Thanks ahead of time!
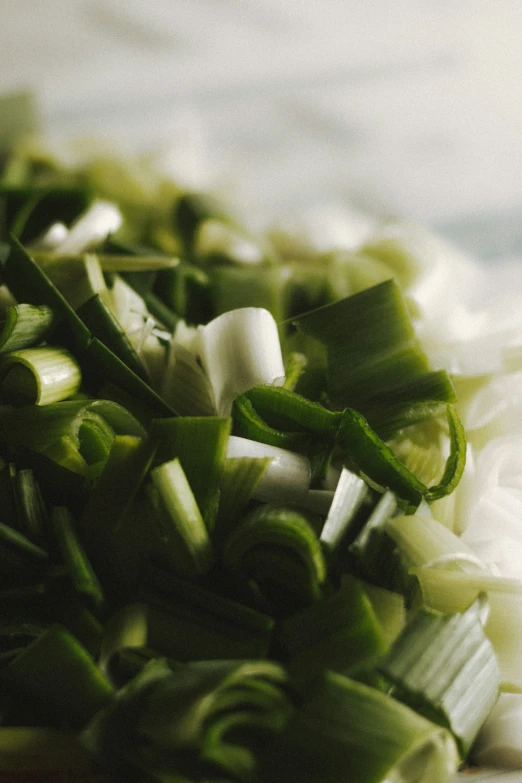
[32,222,69,251]
[226,435,311,504]
[473,693,522,768]
[53,200,122,255]
[161,342,216,416]
[198,307,285,415]
[320,468,369,550]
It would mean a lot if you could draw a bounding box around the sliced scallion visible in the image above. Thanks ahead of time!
[259,670,459,783]
[51,506,104,611]
[148,458,214,576]
[0,303,55,353]
[198,307,285,416]
[320,467,369,551]
[223,504,326,612]
[0,346,81,405]
[378,598,500,757]
[0,624,113,728]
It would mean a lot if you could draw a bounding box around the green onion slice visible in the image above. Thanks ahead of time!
[217,456,272,533]
[337,404,466,510]
[148,458,214,576]
[0,346,82,405]
[260,670,459,783]
[153,416,231,530]
[223,504,326,612]
[320,467,369,551]
[279,575,387,685]
[378,598,500,757]
[0,303,55,353]
[1,624,113,729]
[291,279,456,435]
[51,505,104,610]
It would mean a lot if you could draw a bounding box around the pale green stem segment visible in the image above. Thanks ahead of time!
[0,346,81,405]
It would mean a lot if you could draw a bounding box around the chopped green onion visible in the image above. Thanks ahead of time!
[226,435,311,504]
[153,417,230,521]
[378,598,500,756]
[279,575,387,685]
[51,505,104,610]
[161,341,217,416]
[320,467,369,551]
[223,504,326,612]
[217,456,272,531]
[259,670,459,783]
[0,303,55,353]
[1,624,113,728]
[148,458,214,576]
[0,346,81,405]
[77,293,149,381]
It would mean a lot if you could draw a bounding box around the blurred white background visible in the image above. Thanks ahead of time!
[1,0,522,255]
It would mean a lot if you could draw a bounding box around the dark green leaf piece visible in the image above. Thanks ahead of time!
[1,624,113,728]
[52,506,104,610]
[223,505,326,614]
[279,576,387,685]
[77,294,149,381]
[2,237,91,353]
[153,417,231,530]
[139,565,275,661]
[291,279,455,435]
[338,404,466,509]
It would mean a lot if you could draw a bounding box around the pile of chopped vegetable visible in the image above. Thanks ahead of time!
[2,92,522,782]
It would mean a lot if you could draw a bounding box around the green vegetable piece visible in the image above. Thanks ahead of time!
[83,658,292,783]
[279,576,387,685]
[259,670,458,783]
[338,404,466,509]
[223,504,326,613]
[52,506,104,610]
[1,237,91,353]
[153,416,231,530]
[377,598,500,757]
[0,346,82,405]
[1,624,113,728]
[148,458,215,576]
[77,294,149,381]
[217,456,272,533]
[291,279,455,435]
[210,264,289,323]
[0,303,55,354]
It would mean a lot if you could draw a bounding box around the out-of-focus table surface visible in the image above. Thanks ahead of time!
[2,2,522,780]
[2,0,522,256]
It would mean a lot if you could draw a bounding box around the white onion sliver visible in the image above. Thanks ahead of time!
[226,435,311,504]
[54,200,123,255]
[198,307,285,415]
[473,694,522,768]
